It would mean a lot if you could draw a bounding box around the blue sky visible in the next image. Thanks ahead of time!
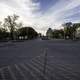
[32,0,58,13]
[0,0,80,34]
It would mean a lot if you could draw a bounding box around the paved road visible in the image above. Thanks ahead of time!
[0,39,80,80]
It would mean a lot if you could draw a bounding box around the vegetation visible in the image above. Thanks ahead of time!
[17,27,38,40]
[0,28,9,40]
[0,14,80,41]
[52,29,64,39]
[46,22,80,40]
[63,22,80,40]
[0,14,38,41]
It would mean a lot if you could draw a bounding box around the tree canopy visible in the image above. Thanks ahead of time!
[18,27,38,39]
[0,14,38,40]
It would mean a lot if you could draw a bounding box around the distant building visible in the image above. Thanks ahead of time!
[46,28,53,39]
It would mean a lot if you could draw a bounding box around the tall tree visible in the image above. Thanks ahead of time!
[72,23,80,40]
[62,22,73,39]
[46,28,53,39]
[4,14,19,40]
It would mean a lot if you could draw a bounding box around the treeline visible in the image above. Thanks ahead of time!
[0,14,38,41]
[46,22,80,40]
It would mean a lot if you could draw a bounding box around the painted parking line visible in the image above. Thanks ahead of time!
[19,63,39,80]
[25,63,49,80]
[33,58,80,80]
[15,64,27,80]
[30,60,56,80]
[7,66,17,80]
[31,59,68,80]
[0,69,6,80]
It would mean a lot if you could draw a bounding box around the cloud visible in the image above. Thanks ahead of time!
[34,0,80,33]
[0,0,40,23]
[0,0,80,35]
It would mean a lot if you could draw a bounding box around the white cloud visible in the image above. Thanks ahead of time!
[0,0,40,22]
[34,0,80,34]
[0,0,80,35]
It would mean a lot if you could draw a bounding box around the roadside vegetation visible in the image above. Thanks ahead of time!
[46,22,80,40]
[0,14,80,41]
[0,14,38,41]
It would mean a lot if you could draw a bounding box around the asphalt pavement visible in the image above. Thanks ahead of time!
[0,39,80,80]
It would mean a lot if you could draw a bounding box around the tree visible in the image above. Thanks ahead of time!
[0,28,9,40]
[52,29,64,39]
[46,28,53,39]
[62,22,73,39]
[0,21,9,40]
[72,23,80,40]
[18,27,38,39]
[4,14,19,40]
[62,22,80,40]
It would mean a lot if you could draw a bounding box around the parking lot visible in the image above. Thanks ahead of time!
[0,39,80,80]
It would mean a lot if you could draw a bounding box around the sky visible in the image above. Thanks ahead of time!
[0,0,80,34]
